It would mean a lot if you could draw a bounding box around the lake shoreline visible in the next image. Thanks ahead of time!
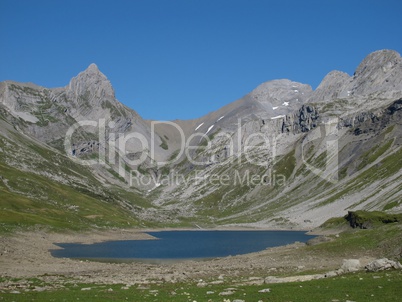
[0,226,351,286]
[51,229,314,261]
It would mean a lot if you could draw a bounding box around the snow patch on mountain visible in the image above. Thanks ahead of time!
[195,122,204,131]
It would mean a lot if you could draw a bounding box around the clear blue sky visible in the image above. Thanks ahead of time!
[1,0,401,120]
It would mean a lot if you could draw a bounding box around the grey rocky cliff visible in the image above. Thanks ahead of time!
[281,105,320,134]
[338,98,402,133]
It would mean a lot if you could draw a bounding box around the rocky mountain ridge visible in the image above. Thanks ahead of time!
[0,49,401,230]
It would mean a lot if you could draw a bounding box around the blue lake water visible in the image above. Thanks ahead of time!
[51,230,314,262]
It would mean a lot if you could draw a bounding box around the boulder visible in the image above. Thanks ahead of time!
[341,259,361,272]
[365,258,402,272]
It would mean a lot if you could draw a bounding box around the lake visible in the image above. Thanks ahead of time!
[51,230,314,262]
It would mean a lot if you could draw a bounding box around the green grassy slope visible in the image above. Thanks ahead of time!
[0,118,153,233]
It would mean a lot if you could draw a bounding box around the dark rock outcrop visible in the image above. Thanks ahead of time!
[281,105,319,134]
[387,98,402,114]
[345,211,401,229]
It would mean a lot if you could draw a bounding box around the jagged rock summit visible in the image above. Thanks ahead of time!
[67,63,115,102]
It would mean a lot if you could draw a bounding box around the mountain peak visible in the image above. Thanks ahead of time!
[67,63,115,99]
[249,79,312,104]
[310,70,351,103]
[81,63,103,76]
[354,49,401,77]
[348,49,402,97]
[315,70,351,91]
[86,63,100,72]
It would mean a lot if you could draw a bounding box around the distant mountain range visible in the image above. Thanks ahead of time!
[1,49,401,231]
